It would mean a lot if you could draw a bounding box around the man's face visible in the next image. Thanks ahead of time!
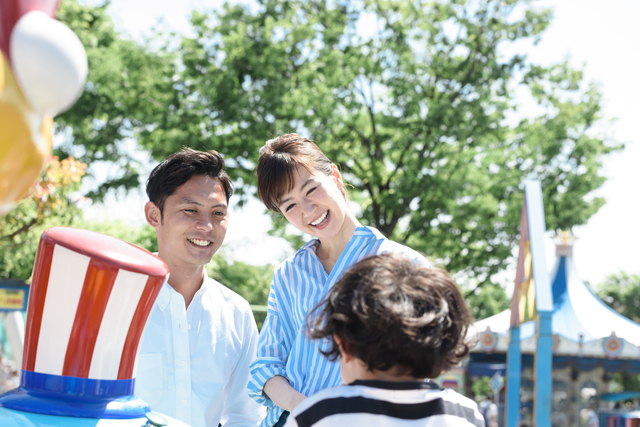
[146,175,229,271]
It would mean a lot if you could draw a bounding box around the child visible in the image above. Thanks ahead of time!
[284,253,484,427]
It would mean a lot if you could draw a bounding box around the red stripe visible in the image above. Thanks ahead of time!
[23,238,56,371]
[62,259,118,378]
[117,276,165,379]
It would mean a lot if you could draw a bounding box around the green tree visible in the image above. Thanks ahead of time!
[55,0,178,200]
[148,0,619,287]
[465,281,509,321]
[207,255,273,329]
[597,272,640,391]
[597,272,640,323]
[56,0,620,290]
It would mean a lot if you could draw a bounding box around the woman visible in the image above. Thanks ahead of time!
[247,134,429,427]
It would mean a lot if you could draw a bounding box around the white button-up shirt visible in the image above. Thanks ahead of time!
[135,272,265,426]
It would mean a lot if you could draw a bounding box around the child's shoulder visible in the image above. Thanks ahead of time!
[293,382,483,423]
[292,383,356,414]
[438,387,481,409]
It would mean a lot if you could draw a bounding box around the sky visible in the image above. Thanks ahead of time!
[83,0,640,291]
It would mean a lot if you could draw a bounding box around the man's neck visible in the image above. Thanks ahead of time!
[164,262,206,309]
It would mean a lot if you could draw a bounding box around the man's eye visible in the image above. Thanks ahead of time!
[213,211,226,216]
[184,209,196,213]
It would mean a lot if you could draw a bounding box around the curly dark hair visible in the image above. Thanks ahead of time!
[306,253,473,379]
[146,148,233,218]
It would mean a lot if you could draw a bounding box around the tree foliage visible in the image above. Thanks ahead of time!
[0,157,86,279]
[207,255,273,328]
[597,272,640,325]
[57,0,620,287]
[55,0,178,200]
[597,272,640,391]
[465,281,509,321]
[169,0,619,285]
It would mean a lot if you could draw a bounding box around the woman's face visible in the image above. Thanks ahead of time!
[278,164,348,240]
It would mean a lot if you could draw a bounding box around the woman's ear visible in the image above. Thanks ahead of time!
[330,164,346,192]
[330,164,342,181]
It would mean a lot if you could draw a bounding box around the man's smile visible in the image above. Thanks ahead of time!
[188,238,212,247]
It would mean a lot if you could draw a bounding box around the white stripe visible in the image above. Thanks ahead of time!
[89,269,148,380]
[35,245,90,375]
[525,181,552,311]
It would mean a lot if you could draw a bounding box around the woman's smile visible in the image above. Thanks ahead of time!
[309,210,329,227]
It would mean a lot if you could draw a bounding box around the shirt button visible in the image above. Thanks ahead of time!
[181,399,187,405]
[188,324,191,329]
[180,360,185,367]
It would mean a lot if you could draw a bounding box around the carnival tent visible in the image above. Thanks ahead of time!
[470,237,640,364]
[467,237,640,426]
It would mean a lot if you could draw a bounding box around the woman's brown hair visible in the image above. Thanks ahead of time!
[257,133,345,212]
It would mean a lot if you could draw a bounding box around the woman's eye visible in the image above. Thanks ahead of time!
[307,186,318,196]
[285,203,295,213]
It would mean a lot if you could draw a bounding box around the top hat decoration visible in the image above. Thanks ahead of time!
[0,227,168,419]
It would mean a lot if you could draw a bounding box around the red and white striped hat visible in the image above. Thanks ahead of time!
[0,227,169,418]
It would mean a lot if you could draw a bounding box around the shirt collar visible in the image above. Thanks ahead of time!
[348,379,440,391]
[156,281,172,311]
[155,268,212,311]
[301,226,377,252]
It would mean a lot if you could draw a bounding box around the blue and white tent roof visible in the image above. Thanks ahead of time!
[470,238,640,359]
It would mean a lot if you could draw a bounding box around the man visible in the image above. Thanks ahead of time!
[135,148,265,427]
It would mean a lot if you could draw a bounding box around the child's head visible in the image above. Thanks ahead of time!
[257,133,347,213]
[307,253,472,381]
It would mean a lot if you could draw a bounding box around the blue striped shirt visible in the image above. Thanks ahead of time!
[247,226,428,427]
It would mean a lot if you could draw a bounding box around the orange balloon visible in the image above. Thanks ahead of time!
[0,51,51,214]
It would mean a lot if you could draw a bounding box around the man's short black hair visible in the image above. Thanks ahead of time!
[146,148,233,217]
[306,253,473,379]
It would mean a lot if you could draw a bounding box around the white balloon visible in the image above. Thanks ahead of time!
[10,11,88,116]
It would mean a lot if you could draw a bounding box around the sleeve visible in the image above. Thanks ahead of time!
[220,306,267,426]
[247,268,291,409]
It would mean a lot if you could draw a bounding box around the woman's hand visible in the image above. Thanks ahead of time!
[263,375,307,412]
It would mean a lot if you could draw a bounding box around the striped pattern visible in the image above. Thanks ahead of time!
[89,269,149,379]
[35,245,90,376]
[288,381,484,427]
[23,239,166,381]
[248,227,428,427]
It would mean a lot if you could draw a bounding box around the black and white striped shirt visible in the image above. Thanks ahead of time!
[284,380,484,427]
